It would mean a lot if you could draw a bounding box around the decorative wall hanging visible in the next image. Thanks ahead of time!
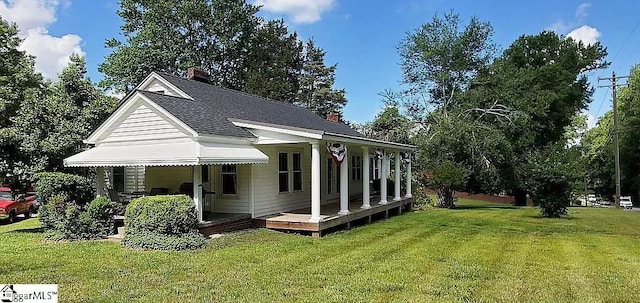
[326,142,347,165]
[402,152,412,164]
[371,148,384,159]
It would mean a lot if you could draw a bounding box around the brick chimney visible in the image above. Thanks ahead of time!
[326,112,340,122]
[187,67,210,83]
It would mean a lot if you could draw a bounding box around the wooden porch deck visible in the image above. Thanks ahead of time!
[254,196,413,237]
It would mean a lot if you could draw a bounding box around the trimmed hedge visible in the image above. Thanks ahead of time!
[34,172,93,205]
[122,195,206,251]
[42,195,115,240]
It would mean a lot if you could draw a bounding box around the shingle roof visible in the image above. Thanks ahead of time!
[143,72,363,138]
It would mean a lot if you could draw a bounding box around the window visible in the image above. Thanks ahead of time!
[293,153,302,191]
[327,158,333,194]
[370,158,380,180]
[336,162,341,193]
[279,153,289,193]
[351,156,362,181]
[113,167,125,191]
[221,165,237,195]
[202,165,209,182]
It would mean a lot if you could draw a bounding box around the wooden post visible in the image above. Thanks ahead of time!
[380,151,388,204]
[310,142,322,222]
[96,167,106,197]
[339,149,349,215]
[394,150,401,201]
[405,158,412,198]
[361,147,371,209]
[193,165,203,222]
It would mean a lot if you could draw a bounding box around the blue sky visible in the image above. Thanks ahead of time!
[1,0,639,126]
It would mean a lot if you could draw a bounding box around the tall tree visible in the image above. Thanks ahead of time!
[395,12,507,206]
[297,39,347,117]
[398,11,496,120]
[99,0,261,92]
[0,17,44,188]
[242,19,302,103]
[13,55,117,177]
[473,31,608,204]
[617,64,640,201]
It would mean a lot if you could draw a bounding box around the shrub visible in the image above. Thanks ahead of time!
[527,145,574,218]
[39,193,68,230]
[122,195,206,251]
[428,160,468,208]
[34,172,93,205]
[41,195,115,240]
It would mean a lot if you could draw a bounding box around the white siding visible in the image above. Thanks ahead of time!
[252,144,311,217]
[212,164,251,213]
[141,78,182,97]
[101,102,187,143]
[321,144,364,204]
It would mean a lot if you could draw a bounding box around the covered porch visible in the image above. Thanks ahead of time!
[63,139,269,228]
[254,195,413,237]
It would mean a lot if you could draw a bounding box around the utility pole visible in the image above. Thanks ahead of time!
[598,72,628,208]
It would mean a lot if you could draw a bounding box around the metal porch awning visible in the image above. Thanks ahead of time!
[63,141,269,167]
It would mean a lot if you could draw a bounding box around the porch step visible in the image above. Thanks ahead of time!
[199,214,252,236]
[106,226,125,242]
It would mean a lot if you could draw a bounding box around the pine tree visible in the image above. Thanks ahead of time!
[297,40,347,118]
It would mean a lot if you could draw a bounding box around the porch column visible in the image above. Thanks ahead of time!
[376,158,381,179]
[405,157,412,198]
[310,142,322,222]
[339,150,349,215]
[380,150,388,204]
[95,167,106,197]
[193,165,203,222]
[361,146,371,209]
[394,150,402,201]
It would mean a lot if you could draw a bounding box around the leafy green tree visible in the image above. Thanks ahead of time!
[13,55,117,175]
[476,31,608,204]
[99,0,261,92]
[0,18,44,190]
[358,96,413,144]
[394,12,509,206]
[582,112,615,197]
[242,19,302,103]
[297,39,347,117]
[617,64,640,202]
[398,11,496,119]
[526,144,575,217]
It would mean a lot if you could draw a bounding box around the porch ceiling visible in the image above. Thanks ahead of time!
[63,141,269,167]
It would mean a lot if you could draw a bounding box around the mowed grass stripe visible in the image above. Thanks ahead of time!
[2,199,640,302]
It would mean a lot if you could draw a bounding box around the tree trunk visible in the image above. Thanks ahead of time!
[436,186,456,208]
[514,188,527,206]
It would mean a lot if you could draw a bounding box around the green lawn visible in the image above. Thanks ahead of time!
[2,200,640,302]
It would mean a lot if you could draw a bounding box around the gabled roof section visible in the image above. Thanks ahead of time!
[153,72,363,138]
[138,91,255,138]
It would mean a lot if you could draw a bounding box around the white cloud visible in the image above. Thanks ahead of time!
[567,25,601,45]
[0,0,83,80]
[255,0,334,24]
[547,20,569,33]
[546,3,601,46]
[20,27,84,79]
[575,3,591,20]
[0,0,58,33]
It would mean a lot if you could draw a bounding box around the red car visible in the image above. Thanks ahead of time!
[0,187,39,224]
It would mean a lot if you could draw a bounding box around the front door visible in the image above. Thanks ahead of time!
[201,165,214,213]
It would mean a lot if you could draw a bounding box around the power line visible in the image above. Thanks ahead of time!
[593,87,610,118]
[613,19,640,71]
[598,72,628,208]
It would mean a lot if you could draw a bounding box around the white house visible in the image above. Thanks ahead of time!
[64,69,415,236]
